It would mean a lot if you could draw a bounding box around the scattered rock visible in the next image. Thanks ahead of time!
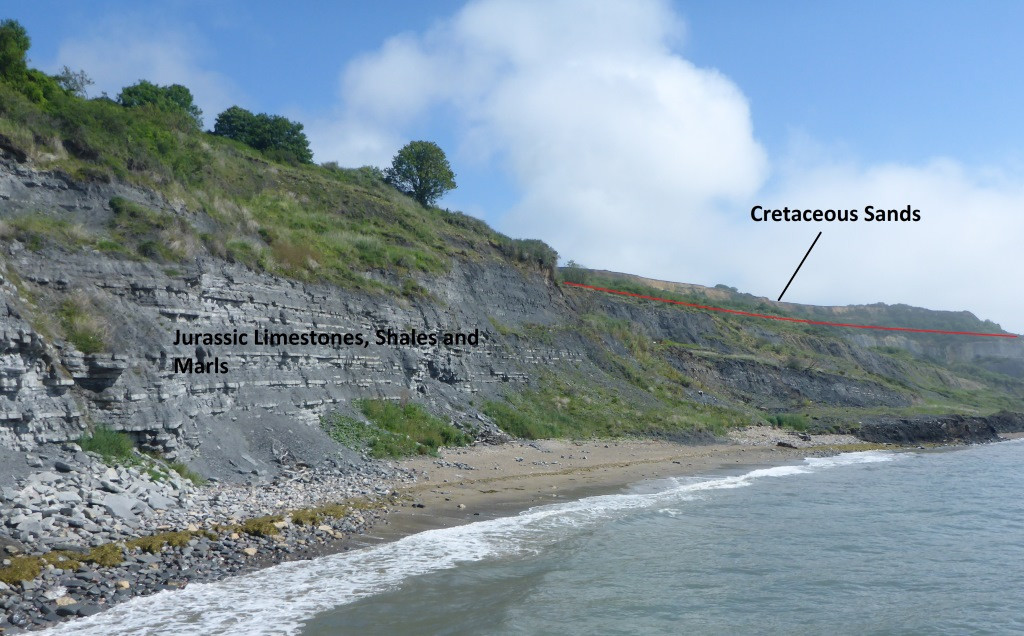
[102,494,139,521]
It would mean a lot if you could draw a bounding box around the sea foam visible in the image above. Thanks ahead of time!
[42,451,898,636]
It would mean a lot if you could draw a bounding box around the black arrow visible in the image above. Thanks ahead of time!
[777,232,822,302]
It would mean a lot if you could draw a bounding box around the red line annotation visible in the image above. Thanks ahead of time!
[561,282,1018,339]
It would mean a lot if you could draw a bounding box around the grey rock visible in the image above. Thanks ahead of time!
[100,480,124,493]
[56,490,82,504]
[146,492,176,510]
[102,494,140,521]
[7,610,29,627]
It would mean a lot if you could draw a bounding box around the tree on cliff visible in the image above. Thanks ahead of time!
[0,19,30,83]
[0,19,61,103]
[384,141,456,207]
[212,105,313,164]
[118,80,203,128]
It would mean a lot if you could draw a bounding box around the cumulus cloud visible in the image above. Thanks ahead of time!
[51,18,241,128]
[288,0,1024,332]
[744,157,1024,330]
[316,0,767,273]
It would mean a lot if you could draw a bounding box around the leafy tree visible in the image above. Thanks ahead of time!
[0,19,30,83]
[384,141,456,207]
[118,80,203,128]
[54,66,93,98]
[0,19,59,103]
[212,105,312,164]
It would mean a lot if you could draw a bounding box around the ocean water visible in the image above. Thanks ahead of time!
[47,440,1024,635]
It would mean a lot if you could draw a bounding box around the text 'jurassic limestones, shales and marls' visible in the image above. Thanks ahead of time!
[170,327,483,373]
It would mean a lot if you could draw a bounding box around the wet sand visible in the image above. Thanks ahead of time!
[365,433,873,545]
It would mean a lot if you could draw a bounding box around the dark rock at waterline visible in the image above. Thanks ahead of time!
[855,412,1022,444]
[7,610,29,627]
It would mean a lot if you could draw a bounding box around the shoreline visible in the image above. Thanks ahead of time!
[2,430,1018,632]
[378,433,882,542]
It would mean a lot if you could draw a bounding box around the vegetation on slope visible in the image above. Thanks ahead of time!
[322,400,472,458]
[0,20,557,295]
[1,20,1019,447]
[487,271,1024,438]
[78,426,205,485]
[563,264,1009,337]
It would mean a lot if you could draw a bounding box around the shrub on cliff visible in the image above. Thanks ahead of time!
[118,80,203,128]
[212,105,313,164]
[495,237,558,275]
[560,260,589,284]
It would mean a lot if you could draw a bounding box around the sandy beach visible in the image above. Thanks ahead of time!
[370,428,874,544]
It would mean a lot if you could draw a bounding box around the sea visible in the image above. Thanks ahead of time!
[46,438,1024,635]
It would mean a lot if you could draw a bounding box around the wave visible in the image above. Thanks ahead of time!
[42,451,900,636]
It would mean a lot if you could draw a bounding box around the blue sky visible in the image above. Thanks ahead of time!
[7,1,1024,331]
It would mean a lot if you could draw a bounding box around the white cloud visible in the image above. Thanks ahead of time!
[743,157,1024,331]
[317,0,768,264]
[302,0,1024,333]
[51,19,241,128]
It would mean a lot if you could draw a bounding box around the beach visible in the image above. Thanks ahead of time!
[1,428,996,633]
[376,429,870,542]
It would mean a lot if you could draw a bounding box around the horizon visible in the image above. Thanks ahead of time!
[6,0,1024,332]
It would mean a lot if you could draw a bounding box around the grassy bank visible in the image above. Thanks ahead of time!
[322,400,472,458]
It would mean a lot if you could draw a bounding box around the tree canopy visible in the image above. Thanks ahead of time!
[212,105,313,164]
[118,80,203,128]
[384,141,456,207]
[0,19,62,103]
[0,19,30,83]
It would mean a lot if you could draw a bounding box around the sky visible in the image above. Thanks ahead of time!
[7,1,1024,333]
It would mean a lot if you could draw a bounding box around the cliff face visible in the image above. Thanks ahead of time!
[0,160,584,479]
[1,159,1023,481]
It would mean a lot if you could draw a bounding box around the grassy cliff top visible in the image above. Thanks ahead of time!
[564,266,1011,337]
[0,80,556,294]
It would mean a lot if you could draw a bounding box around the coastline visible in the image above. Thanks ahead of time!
[2,430,1014,633]
[377,432,878,542]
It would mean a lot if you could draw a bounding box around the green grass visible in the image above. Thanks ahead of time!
[78,429,207,484]
[321,413,382,451]
[168,461,207,486]
[1,214,94,252]
[239,515,283,537]
[57,294,108,354]
[322,400,472,458]
[78,426,139,465]
[767,413,810,431]
[484,370,746,441]
[562,267,1009,339]
[108,196,189,262]
[0,79,558,294]
[0,556,42,585]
